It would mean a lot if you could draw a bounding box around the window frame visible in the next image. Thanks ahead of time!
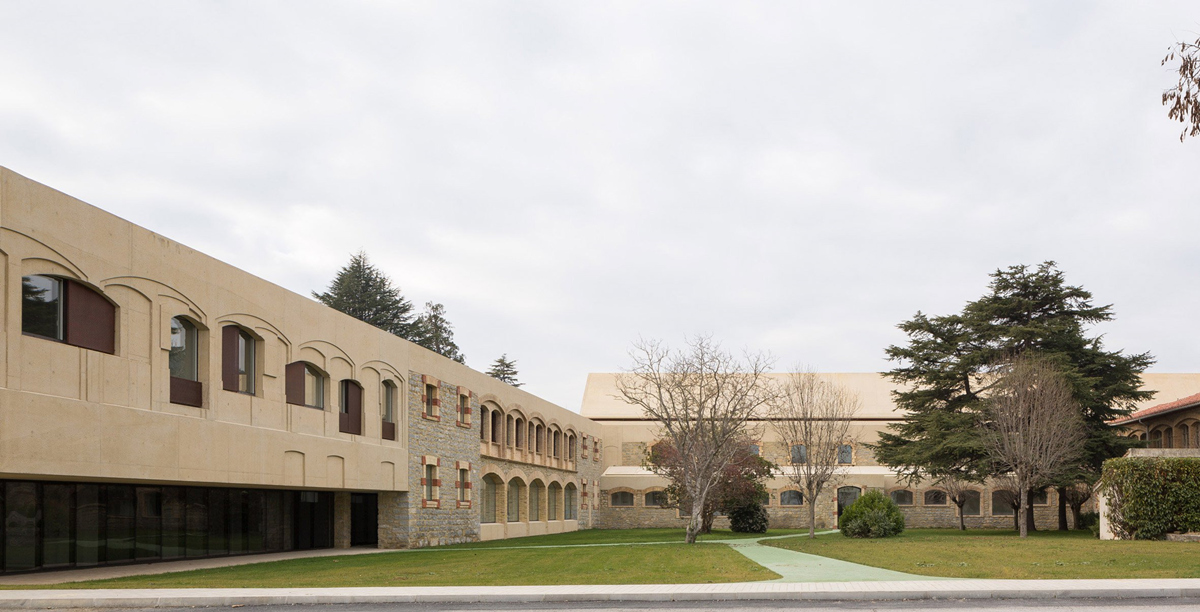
[890,489,914,506]
[169,316,200,382]
[610,491,634,507]
[780,490,804,506]
[236,328,256,394]
[21,274,64,341]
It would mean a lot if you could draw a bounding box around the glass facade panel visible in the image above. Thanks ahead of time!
[207,489,228,555]
[0,480,304,574]
[161,487,186,560]
[185,487,208,558]
[21,275,63,340]
[75,484,102,567]
[43,484,74,569]
[169,317,199,381]
[237,331,255,393]
[135,487,162,560]
[5,482,38,572]
[105,485,136,563]
[305,366,323,408]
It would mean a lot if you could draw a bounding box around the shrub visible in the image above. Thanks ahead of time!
[1100,457,1200,540]
[1076,511,1099,531]
[839,490,905,538]
[728,501,769,533]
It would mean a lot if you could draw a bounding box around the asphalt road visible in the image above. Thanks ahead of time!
[74,598,1200,612]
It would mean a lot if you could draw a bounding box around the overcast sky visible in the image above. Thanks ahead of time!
[2,1,1198,410]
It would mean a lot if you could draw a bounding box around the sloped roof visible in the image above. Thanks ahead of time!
[1111,391,1200,426]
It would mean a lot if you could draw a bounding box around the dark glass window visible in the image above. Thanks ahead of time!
[781,490,804,506]
[837,445,853,464]
[135,487,162,560]
[992,490,1017,516]
[383,381,397,422]
[21,275,63,340]
[237,331,255,394]
[962,490,982,516]
[791,445,807,464]
[924,490,947,505]
[610,491,634,507]
[1031,489,1049,505]
[105,485,136,563]
[43,484,74,569]
[161,487,186,560]
[75,484,103,567]
[890,490,914,506]
[169,317,199,381]
[425,465,437,501]
[305,365,324,408]
[185,487,208,558]
[645,491,667,507]
[424,384,437,416]
[248,490,265,554]
[207,488,228,556]
[564,484,577,520]
[228,490,247,554]
[458,469,470,502]
[4,482,38,572]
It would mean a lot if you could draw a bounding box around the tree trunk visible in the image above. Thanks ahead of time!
[808,495,817,538]
[701,510,714,534]
[1056,486,1068,531]
[1012,506,1020,532]
[1071,504,1083,529]
[686,506,702,544]
[1019,489,1029,538]
[957,503,966,530]
[1025,490,1037,533]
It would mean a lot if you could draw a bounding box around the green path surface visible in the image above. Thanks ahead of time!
[709,532,936,583]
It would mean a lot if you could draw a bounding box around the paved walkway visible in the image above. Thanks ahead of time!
[711,533,929,582]
[2,579,1199,608]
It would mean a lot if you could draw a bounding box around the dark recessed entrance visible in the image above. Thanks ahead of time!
[350,493,378,546]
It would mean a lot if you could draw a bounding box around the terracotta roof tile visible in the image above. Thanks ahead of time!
[1111,391,1200,426]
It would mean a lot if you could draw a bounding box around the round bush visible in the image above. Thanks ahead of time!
[838,490,905,538]
[729,501,769,533]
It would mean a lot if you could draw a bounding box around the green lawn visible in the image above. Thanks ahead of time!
[14,531,786,588]
[767,528,1200,579]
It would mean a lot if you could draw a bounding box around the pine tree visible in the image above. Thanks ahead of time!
[414,302,465,364]
[486,354,522,387]
[312,252,421,340]
[871,262,1154,529]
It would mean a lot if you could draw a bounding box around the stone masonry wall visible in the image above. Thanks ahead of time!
[377,372,482,548]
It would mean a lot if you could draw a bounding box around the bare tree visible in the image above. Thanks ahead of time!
[769,370,860,538]
[939,473,977,531]
[981,356,1087,538]
[616,336,776,544]
[1062,480,1094,529]
[1163,34,1200,141]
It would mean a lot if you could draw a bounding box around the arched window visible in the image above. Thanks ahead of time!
[992,490,1017,516]
[381,380,398,441]
[222,325,256,394]
[515,418,525,449]
[507,479,524,522]
[339,380,363,435]
[924,490,947,505]
[507,415,515,446]
[1180,424,1191,448]
[837,445,853,464]
[169,317,202,407]
[529,480,544,521]
[564,484,578,520]
[780,490,803,506]
[480,406,490,441]
[491,411,504,445]
[962,490,981,516]
[890,490,914,506]
[481,475,501,523]
[610,491,634,507]
[1165,427,1175,449]
[22,275,116,354]
[1150,430,1163,448]
[645,491,668,507]
[548,482,562,520]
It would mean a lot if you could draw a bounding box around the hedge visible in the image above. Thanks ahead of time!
[838,490,905,538]
[1100,457,1200,540]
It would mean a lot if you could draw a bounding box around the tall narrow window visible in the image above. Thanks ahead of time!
[169,317,203,407]
[424,384,438,417]
[837,444,853,464]
[425,464,437,501]
[305,365,324,408]
[169,317,199,381]
[564,484,577,520]
[459,394,470,424]
[458,469,470,502]
[21,275,63,340]
[381,381,398,441]
[507,480,521,522]
[223,326,256,394]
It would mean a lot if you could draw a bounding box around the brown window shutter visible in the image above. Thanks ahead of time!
[349,381,363,434]
[64,280,116,354]
[285,362,306,405]
[221,325,240,391]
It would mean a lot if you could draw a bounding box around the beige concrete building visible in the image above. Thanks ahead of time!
[2,166,1196,574]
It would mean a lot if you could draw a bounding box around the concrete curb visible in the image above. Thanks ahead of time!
[2,579,1200,608]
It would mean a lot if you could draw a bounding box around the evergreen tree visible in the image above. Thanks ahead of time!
[414,302,465,364]
[313,252,421,340]
[871,262,1154,528]
[486,354,522,387]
